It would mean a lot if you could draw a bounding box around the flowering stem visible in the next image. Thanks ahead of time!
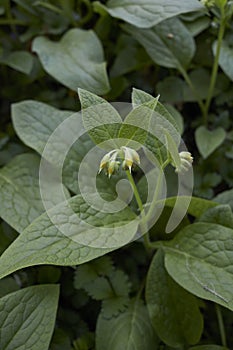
[125,170,151,253]
[144,159,170,224]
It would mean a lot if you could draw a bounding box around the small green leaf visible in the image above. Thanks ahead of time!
[0,51,34,74]
[96,299,159,350]
[0,194,138,279]
[32,29,110,94]
[195,126,226,158]
[0,284,59,350]
[96,0,204,28]
[123,18,195,70]
[146,249,203,347]
[164,222,233,311]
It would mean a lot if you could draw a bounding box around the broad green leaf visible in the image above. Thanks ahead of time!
[0,194,138,279]
[198,204,233,229]
[164,222,233,311]
[32,29,110,94]
[214,189,233,210]
[0,284,59,350]
[123,18,195,70]
[78,88,122,148]
[12,99,94,194]
[96,0,204,28]
[213,39,233,82]
[12,100,72,155]
[164,196,217,217]
[146,249,203,347]
[0,51,34,74]
[96,299,159,350]
[0,154,68,233]
[184,16,211,37]
[195,126,226,159]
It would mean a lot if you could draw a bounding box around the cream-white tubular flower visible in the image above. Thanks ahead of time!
[98,147,140,177]
[175,151,193,173]
[122,146,140,173]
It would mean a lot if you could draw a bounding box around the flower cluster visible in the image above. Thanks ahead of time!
[98,146,140,177]
[174,151,193,173]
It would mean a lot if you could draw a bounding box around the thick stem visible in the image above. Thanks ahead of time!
[215,303,227,347]
[203,10,226,125]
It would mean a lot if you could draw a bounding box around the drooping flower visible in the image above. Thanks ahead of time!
[174,151,193,173]
[98,146,140,177]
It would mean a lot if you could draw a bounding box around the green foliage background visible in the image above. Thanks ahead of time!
[0,0,233,349]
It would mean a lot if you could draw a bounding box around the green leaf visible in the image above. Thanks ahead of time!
[198,204,233,229]
[123,18,195,70]
[78,88,122,147]
[213,39,233,82]
[166,196,217,217]
[0,154,68,233]
[11,99,94,194]
[214,189,233,210]
[146,249,203,347]
[0,51,34,74]
[96,0,204,28]
[0,277,19,298]
[96,299,159,350]
[0,194,138,279]
[164,222,233,311]
[32,29,110,94]
[12,100,72,155]
[0,284,59,350]
[195,126,226,159]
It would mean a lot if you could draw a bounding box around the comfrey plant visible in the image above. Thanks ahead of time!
[0,87,232,349]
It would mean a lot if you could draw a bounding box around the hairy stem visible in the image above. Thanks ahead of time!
[125,170,151,253]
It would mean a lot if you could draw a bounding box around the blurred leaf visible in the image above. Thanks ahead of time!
[0,284,59,350]
[195,126,226,158]
[198,204,233,229]
[32,29,110,94]
[213,39,233,82]
[123,18,195,70]
[96,0,204,28]
[0,51,34,74]
[214,189,233,210]
[96,299,159,350]
[146,249,203,347]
